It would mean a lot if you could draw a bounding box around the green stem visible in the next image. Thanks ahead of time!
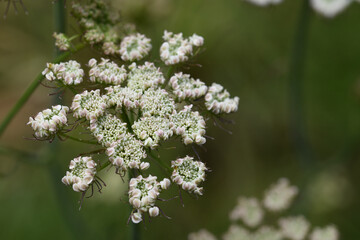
[58,132,98,145]
[97,160,111,172]
[288,0,312,167]
[147,149,171,171]
[0,43,84,138]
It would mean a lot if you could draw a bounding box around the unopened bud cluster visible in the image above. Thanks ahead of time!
[53,32,71,51]
[42,61,84,85]
[27,105,69,138]
[128,175,170,223]
[62,156,97,192]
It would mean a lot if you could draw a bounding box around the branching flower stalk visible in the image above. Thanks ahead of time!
[23,0,240,226]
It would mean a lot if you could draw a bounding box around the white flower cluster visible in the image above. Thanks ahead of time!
[106,133,148,170]
[128,175,170,223]
[245,0,283,7]
[169,72,208,101]
[171,105,206,145]
[71,89,107,120]
[188,229,217,240]
[205,83,239,114]
[139,88,176,117]
[223,224,251,240]
[252,226,283,240]
[89,113,128,147]
[119,33,152,61]
[27,105,69,138]
[229,197,264,228]
[278,216,310,240]
[42,60,84,85]
[132,116,173,148]
[105,86,142,110]
[62,156,97,192]
[191,178,340,240]
[310,225,339,240]
[263,178,298,212]
[53,32,70,51]
[160,30,204,65]
[88,58,127,85]
[171,156,207,195]
[127,62,165,91]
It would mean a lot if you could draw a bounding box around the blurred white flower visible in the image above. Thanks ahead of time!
[189,229,217,240]
[244,0,284,7]
[222,224,251,240]
[252,226,283,240]
[53,32,71,51]
[229,197,264,228]
[263,178,298,212]
[310,225,339,240]
[278,215,310,240]
[310,0,352,18]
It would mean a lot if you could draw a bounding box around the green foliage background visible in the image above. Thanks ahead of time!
[0,0,360,239]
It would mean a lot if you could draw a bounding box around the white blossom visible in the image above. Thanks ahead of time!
[139,88,176,118]
[88,58,127,85]
[132,116,173,148]
[89,113,128,147]
[188,229,217,240]
[229,197,264,228]
[171,105,206,145]
[278,216,310,240]
[310,225,339,240]
[27,105,69,138]
[263,178,298,212]
[160,30,203,65]
[252,226,283,240]
[127,62,165,91]
[106,133,148,170]
[105,86,142,110]
[84,27,105,44]
[119,33,152,61]
[222,224,251,240]
[205,83,239,114]
[102,41,119,55]
[169,72,208,101]
[310,0,352,18]
[62,156,97,192]
[53,32,70,51]
[42,60,84,85]
[71,89,107,121]
[171,156,207,195]
[128,175,169,223]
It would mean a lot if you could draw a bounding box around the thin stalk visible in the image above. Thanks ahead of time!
[288,0,312,168]
[0,43,84,138]
[58,132,98,145]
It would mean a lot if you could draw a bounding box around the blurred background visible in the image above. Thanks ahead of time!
[0,0,360,239]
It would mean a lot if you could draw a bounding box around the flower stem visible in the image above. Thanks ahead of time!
[0,43,84,138]
[58,132,98,145]
[288,0,312,167]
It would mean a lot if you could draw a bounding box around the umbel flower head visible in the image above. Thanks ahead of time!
[278,215,310,240]
[27,105,69,139]
[62,156,97,192]
[119,33,152,61]
[229,197,264,228]
[128,175,170,223]
[28,0,240,226]
[310,225,339,240]
[171,156,207,195]
[42,60,84,85]
[53,32,71,51]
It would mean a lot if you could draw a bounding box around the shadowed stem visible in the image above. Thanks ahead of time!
[289,0,312,168]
